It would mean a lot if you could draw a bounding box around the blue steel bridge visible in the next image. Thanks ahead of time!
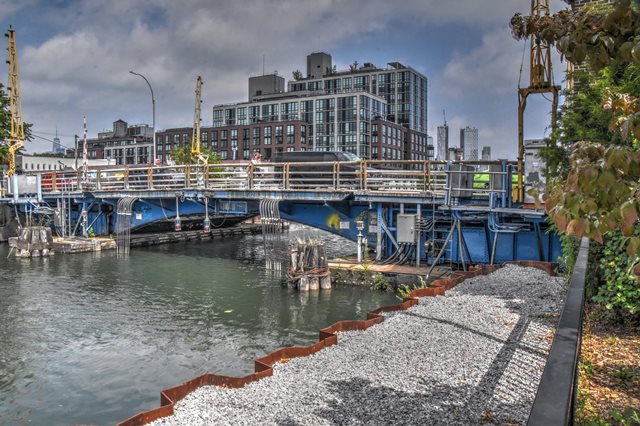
[0,159,560,267]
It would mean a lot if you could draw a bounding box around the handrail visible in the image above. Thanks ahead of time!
[15,160,526,200]
[527,237,589,426]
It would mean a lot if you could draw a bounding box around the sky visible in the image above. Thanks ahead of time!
[1,0,568,159]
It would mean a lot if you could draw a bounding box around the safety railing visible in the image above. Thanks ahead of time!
[26,160,520,199]
[527,238,589,426]
[445,161,514,205]
[364,160,448,195]
[40,172,80,192]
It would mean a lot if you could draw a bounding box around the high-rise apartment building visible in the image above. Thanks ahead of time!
[205,52,429,162]
[460,126,478,161]
[437,125,449,160]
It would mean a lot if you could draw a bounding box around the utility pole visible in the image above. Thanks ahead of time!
[74,134,79,171]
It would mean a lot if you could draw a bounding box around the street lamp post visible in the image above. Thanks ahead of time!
[129,70,156,164]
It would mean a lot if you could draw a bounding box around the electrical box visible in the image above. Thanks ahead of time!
[397,214,416,243]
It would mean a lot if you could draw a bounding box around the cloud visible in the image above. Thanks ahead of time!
[4,0,570,154]
[440,27,525,100]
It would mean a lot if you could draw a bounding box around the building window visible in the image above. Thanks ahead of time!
[174,134,179,143]
[220,150,228,160]
[286,124,295,144]
[275,125,283,144]
[213,109,224,127]
[201,131,208,142]
[253,127,260,146]
[211,130,218,148]
[182,133,188,143]
[264,126,272,145]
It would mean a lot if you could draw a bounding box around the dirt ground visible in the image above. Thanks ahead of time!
[577,311,640,425]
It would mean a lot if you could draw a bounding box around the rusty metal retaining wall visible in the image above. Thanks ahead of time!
[117,260,557,426]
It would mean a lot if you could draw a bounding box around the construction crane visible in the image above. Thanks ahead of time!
[516,0,560,202]
[190,76,208,164]
[5,26,25,177]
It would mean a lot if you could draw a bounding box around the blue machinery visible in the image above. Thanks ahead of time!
[0,159,561,267]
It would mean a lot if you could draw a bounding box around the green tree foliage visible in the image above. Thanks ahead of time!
[511,0,640,72]
[169,145,221,165]
[512,1,640,243]
[512,0,640,320]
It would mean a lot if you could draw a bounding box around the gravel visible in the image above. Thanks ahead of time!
[149,264,566,426]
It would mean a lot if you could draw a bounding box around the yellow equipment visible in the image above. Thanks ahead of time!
[5,26,25,177]
[190,76,207,164]
[516,0,560,202]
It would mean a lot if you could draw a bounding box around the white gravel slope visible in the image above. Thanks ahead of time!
[149,265,565,426]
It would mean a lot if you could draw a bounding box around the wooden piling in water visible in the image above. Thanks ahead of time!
[288,239,331,291]
[8,226,54,257]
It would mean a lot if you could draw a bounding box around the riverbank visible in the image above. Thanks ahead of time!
[144,264,564,426]
[0,229,396,425]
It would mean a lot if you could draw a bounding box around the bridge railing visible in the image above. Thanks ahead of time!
[363,160,448,195]
[445,161,513,203]
[29,160,522,199]
[40,172,80,192]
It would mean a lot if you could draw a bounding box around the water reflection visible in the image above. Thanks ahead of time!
[0,226,396,426]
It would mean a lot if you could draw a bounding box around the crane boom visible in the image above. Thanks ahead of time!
[190,76,203,156]
[5,26,24,177]
[516,0,560,202]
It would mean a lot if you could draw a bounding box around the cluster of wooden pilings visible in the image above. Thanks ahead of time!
[8,226,54,257]
[288,240,331,291]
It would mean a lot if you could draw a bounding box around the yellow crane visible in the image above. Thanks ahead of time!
[5,26,25,177]
[516,0,560,202]
[190,76,208,164]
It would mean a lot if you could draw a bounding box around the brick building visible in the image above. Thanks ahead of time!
[157,52,433,163]
[85,119,153,165]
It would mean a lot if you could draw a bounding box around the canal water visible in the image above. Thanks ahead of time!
[0,226,397,426]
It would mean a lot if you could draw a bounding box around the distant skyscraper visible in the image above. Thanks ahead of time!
[437,125,449,160]
[481,146,491,161]
[460,126,478,160]
[52,128,64,154]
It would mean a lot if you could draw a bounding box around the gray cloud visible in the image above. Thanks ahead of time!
[5,0,570,154]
